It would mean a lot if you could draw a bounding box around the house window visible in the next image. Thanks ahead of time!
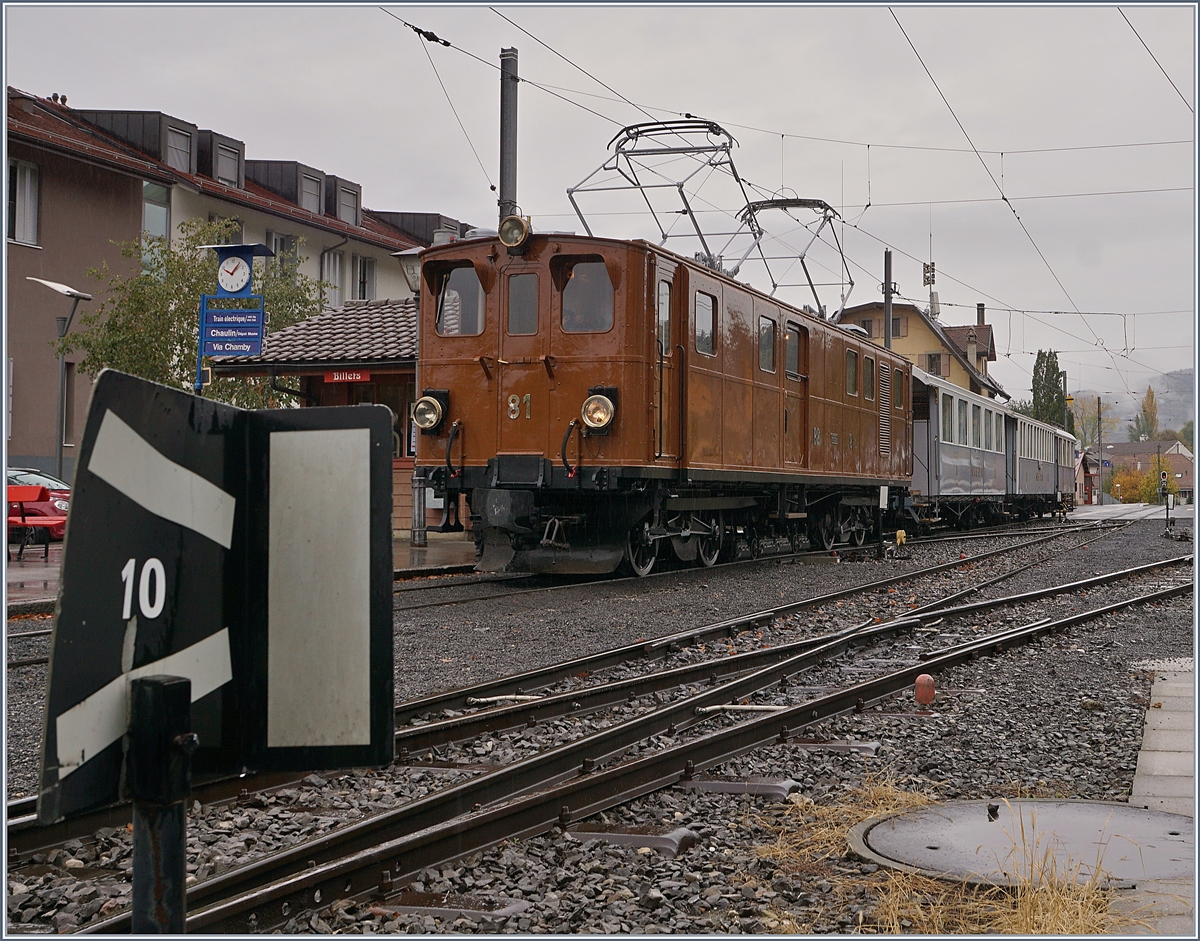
[984,409,993,450]
[695,292,716,355]
[942,393,954,442]
[925,353,942,376]
[759,317,776,373]
[207,213,243,243]
[300,175,322,214]
[324,250,344,307]
[436,265,485,336]
[338,187,358,225]
[893,316,905,337]
[267,230,296,262]
[972,404,981,447]
[864,357,875,400]
[142,182,170,240]
[958,399,968,445]
[354,256,376,300]
[166,128,191,172]
[858,318,873,338]
[215,144,239,186]
[507,272,538,335]
[845,350,857,395]
[8,159,39,244]
[657,281,671,355]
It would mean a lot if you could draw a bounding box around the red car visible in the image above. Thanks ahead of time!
[7,467,71,541]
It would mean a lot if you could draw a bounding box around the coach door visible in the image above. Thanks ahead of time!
[783,320,809,466]
[652,260,679,461]
[497,267,548,456]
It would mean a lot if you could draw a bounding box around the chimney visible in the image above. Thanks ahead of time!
[966,327,977,370]
[977,302,985,326]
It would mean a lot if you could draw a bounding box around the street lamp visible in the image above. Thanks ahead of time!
[26,277,92,481]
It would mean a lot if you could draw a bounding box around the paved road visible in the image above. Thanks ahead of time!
[1072,501,1194,523]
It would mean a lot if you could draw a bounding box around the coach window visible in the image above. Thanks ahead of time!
[864,357,875,400]
[657,280,672,355]
[996,413,1004,452]
[759,317,776,372]
[972,404,982,447]
[695,291,716,355]
[507,272,538,335]
[560,260,614,332]
[845,349,857,395]
[957,399,968,445]
[436,266,485,336]
[942,393,954,442]
[984,408,994,450]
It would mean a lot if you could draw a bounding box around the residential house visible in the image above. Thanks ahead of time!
[6,87,450,479]
[1102,440,1194,502]
[835,300,1008,401]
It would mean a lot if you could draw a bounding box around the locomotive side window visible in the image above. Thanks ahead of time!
[507,272,538,336]
[864,357,875,400]
[893,369,904,410]
[657,280,672,355]
[758,317,776,372]
[695,291,716,356]
[942,393,954,442]
[845,350,857,395]
[436,266,485,336]
[972,404,982,447]
[785,322,802,376]
[561,260,613,333]
[957,399,968,445]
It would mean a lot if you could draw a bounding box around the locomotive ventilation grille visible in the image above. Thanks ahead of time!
[879,368,892,454]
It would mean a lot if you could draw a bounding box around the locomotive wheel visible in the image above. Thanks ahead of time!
[815,511,837,551]
[624,522,658,577]
[696,512,722,568]
[849,508,867,547]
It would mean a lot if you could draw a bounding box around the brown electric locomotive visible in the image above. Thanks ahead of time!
[413,229,913,575]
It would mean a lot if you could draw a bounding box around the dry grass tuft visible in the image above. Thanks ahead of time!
[754,779,1140,934]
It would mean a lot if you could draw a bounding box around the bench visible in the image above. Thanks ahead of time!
[7,485,68,561]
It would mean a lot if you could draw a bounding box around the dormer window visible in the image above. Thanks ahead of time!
[338,186,358,225]
[216,144,239,186]
[166,128,191,172]
[300,175,322,213]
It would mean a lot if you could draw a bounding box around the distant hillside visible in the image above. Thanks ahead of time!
[1075,368,1193,435]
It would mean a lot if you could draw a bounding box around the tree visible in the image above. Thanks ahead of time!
[1182,419,1194,450]
[1128,385,1159,441]
[1030,349,1068,428]
[1070,397,1120,450]
[1009,399,1035,418]
[61,217,326,409]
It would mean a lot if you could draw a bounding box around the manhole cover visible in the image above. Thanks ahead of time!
[855,800,1193,885]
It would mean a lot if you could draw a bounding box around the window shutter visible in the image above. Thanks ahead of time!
[941,354,950,377]
[900,316,908,337]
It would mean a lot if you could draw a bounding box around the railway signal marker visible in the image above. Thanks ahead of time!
[38,370,394,825]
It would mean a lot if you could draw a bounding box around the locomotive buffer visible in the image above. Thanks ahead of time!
[37,370,395,930]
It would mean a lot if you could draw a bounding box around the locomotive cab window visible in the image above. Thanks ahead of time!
[507,272,538,336]
[759,317,776,372]
[657,280,672,355]
[845,349,857,395]
[785,322,805,377]
[864,357,875,400]
[556,257,613,333]
[695,291,716,356]
[435,265,486,336]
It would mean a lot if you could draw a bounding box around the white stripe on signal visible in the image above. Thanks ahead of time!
[55,628,233,779]
[87,410,236,548]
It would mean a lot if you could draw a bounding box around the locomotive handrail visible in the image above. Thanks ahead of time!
[445,421,462,479]
[655,338,665,459]
[561,419,579,478]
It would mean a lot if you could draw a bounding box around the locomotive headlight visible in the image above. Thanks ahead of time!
[412,396,445,431]
[581,394,615,431]
[498,214,531,251]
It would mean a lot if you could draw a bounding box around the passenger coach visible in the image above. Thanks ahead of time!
[413,231,914,574]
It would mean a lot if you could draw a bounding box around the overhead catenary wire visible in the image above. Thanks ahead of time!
[1118,7,1194,114]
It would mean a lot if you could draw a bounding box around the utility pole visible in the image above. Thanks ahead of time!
[1097,397,1103,503]
[1060,371,1068,430]
[883,249,893,350]
[498,47,519,223]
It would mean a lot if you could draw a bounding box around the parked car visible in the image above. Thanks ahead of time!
[7,467,71,541]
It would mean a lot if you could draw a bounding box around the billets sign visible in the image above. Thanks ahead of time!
[38,370,394,824]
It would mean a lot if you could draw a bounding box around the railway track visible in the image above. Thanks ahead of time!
[76,557,1189,933]
[1,522,1129,848]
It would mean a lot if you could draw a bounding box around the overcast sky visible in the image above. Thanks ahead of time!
[6,3,1196,411]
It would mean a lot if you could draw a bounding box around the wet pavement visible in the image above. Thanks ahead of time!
[6,533,477,613]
